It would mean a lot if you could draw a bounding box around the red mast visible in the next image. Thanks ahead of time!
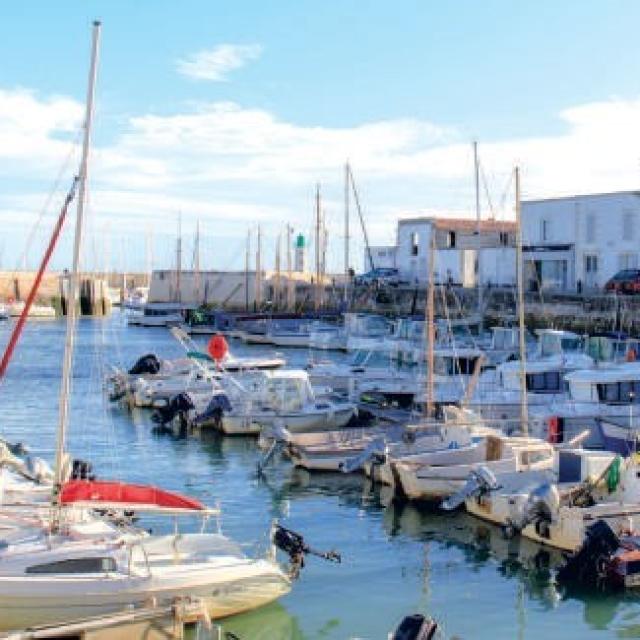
[0,176,79,378]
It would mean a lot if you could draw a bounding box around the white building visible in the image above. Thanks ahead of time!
[522,191,640,292]
[366,217,516,287]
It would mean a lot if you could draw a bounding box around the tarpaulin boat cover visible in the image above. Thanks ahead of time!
[60,480,205,511]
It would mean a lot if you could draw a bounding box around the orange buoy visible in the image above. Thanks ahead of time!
[207,335,228,362]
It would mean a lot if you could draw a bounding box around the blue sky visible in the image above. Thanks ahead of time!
[2,1,640,272]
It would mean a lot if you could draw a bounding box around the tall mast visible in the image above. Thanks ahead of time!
[194,219,201,304]
[274,232,281,311]
[474,141,483,331]
[255,225,262,310]
[176,213,182,303]
[145,224,153,288]
[515,166,528,435]
[244,228,251,312]
[53,20,101,499]
[286,224,293,311]
[315,183,321,311]
[426,232,436,418]
[344,161,350,304]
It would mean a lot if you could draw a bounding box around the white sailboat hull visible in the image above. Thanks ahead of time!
[0,559,290,630]
[220,406,355,435]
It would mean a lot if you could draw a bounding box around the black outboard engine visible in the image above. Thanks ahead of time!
[557,519,621,586]
[71,458,95,481]
[151,393,195,427]
[191,393,232,427]
[391,614,439,640]
[273,524,341,579]
[128,354,161,375]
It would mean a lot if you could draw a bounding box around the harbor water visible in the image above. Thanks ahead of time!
[2,314,640,639]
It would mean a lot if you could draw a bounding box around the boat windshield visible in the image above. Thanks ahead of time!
[26,557,117,574]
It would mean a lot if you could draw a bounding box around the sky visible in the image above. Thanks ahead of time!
[2,1,640,273]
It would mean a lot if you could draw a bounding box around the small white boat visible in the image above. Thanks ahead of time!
[393,434,554,502]
[8,301,56,318]
[460,450,640,552]
[188,370,356,435]
[127,303,191,327]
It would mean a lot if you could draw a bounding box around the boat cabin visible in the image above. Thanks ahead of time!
[433,348,485,377]
[535,329,584,358]
[564,363,640,404]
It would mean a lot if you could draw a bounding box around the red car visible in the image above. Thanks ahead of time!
[605,269,640,294]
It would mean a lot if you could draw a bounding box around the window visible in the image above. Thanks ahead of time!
[447,231,456,248]
[596,381,640,403]
[499,231,509,246]
[541,219,551,242]
[26,557,117,574]
[586,213,596,243]
[525,371,562,393]
[585,254,598,273]
[410,232,419,256]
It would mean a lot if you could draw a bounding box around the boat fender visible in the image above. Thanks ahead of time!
[391,614,438,640]
[547,416,563,444]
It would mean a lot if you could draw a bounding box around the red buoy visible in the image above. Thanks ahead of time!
[207,335,228,362]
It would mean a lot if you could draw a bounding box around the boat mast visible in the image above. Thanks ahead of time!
[255,225,262,310]
[474,141,483,331]
[515,166,529,435]
[426,232,436,418]
[193,219,201,304]
[176,213,182,303]
[53,20,101,500]
[274,232,281,311]
[344,161,350,305]
[286,223,293,311]
[315,183,321,311]
[244,228,251,312]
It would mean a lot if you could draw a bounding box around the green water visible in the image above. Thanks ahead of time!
[1,314,639,638]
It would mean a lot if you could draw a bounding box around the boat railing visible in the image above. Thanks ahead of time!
[127,538,152,578]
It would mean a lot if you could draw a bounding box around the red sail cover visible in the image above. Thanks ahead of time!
[60,480,206,511]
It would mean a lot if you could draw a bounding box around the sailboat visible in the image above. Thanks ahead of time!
[0,22,291,631]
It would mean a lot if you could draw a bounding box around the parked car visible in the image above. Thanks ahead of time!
[604,269,640,294]
[354,267,403,287]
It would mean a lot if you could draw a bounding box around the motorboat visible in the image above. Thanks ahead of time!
[526,361,640,447]
[127,303,193,327]
[392,434,554,502]
[185,370,356,435]
[281,407,496,474]
[457,449,640,552]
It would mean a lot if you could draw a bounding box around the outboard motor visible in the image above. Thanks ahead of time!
[391,614,439,640]
[71,458,95,481]
[503,482,560,539]
[339,437,386,474]
[128,354,161,375]
[151,393,195,427]
[273,524,341,579]
[557,519,621,586]
[441,465,500,511]
[191,393,232,428]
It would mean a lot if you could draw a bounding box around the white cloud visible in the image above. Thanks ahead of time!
[176,44,263,81]
[4,87,640,270]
